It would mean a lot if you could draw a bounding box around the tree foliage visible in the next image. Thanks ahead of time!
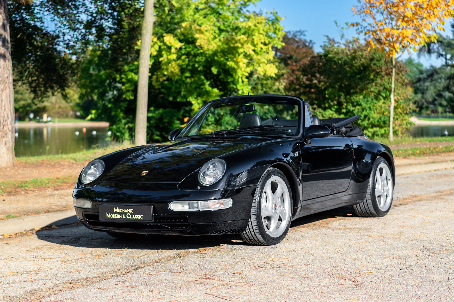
[351,0,454,140]
[9,0,84,99]
[81,0,284,142]
[352,0,454,56]
[411,65,454,111]
[406,21,454,113]
[249,30,315,96]
[289,39,414,137]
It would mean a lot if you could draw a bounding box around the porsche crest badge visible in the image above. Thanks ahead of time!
[141,171,149,176]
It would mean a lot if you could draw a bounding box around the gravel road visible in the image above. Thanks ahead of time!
[1,169,453,301]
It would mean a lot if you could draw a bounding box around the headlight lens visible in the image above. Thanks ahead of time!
[80,159,105,184]
[198,158,226,186]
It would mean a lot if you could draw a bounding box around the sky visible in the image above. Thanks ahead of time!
[251,0,453,67]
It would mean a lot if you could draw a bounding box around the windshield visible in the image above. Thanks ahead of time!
[178,96,301,138]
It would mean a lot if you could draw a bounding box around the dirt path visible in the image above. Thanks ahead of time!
[0,160,85,182]
[0,190,74,220]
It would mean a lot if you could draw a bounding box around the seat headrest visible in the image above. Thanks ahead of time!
[240,113,261,129]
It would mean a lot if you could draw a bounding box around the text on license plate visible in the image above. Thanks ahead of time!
[99,204,153,222]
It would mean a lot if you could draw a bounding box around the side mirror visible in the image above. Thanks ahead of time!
[305,125,331,139]
[168,129,181,141]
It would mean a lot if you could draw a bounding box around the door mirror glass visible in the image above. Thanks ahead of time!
[168,129,181,141]
[305,125,331,139]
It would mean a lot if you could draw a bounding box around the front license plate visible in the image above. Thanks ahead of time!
[99,204,153,222]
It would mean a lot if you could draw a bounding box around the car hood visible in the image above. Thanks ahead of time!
[102,137,277,183]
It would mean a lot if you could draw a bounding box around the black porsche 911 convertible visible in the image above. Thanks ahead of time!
[73,94,395,245]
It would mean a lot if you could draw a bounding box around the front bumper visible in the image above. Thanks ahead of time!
[73,182,254,235]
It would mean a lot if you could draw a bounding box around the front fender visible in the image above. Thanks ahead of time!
[178,140,300,191]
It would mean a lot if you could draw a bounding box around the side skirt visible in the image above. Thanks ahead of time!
[292,192,365,221]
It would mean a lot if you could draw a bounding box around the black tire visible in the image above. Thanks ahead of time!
[353,157,394,217]
[241,168,293,245]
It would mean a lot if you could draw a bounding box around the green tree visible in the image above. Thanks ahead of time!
[1,0,88,167]
[289,38,414,138]
[352,0,454,140]
[409,22,454,113]
[249,30,315,96]
[82,0,284,142]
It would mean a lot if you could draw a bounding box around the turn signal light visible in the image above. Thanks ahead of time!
[73,198,92,209]
[169,199,233,211]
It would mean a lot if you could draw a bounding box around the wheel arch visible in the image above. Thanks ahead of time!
[269,162,301,217]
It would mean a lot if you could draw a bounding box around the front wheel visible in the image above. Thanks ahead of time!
[241,168,292,245]
[353,157,394,217]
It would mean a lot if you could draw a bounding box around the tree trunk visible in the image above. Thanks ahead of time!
[135,0,155,146]
[0,0,15,167]
[389,54,395,141]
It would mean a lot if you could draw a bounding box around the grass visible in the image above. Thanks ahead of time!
[393,145,454,157]
[19,118,101,123]
[375,135,454,146]
[17,143,135,164]
[0,176,77,195]
[417,117,454,122]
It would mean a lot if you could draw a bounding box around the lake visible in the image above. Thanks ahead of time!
[410,125,454,138]
[14,123,454,157]
[15,125,112,157]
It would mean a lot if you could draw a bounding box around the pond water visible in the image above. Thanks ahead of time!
[410,125,454,138]
[14,124,454,157]
[15,126,112,157]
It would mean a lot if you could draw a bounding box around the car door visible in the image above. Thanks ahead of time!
[300,135,353,201]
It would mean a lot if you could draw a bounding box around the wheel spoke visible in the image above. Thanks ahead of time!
[265,185,273,206]
[269,213,279,231]
[375,173,381,189]
[277,207,287,220]
[381,168,387,185]
[261,206,274,218]
[375,188,384,198]
[274,184,284,200]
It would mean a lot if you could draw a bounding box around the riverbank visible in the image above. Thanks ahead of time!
[16,121,109,128]
[410,116,454,125]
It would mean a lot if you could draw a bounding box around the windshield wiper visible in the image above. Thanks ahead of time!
[240,125,292,132]
[210,130,242,137]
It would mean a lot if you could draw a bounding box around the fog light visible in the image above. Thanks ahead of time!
[73,198,92,209]
[169,198,232,211]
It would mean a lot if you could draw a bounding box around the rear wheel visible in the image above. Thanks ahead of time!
[241,168,292,245]
[353,157,394,217]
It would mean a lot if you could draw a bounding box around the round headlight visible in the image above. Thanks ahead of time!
[80,159,105,184]
[198,158,226,186]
